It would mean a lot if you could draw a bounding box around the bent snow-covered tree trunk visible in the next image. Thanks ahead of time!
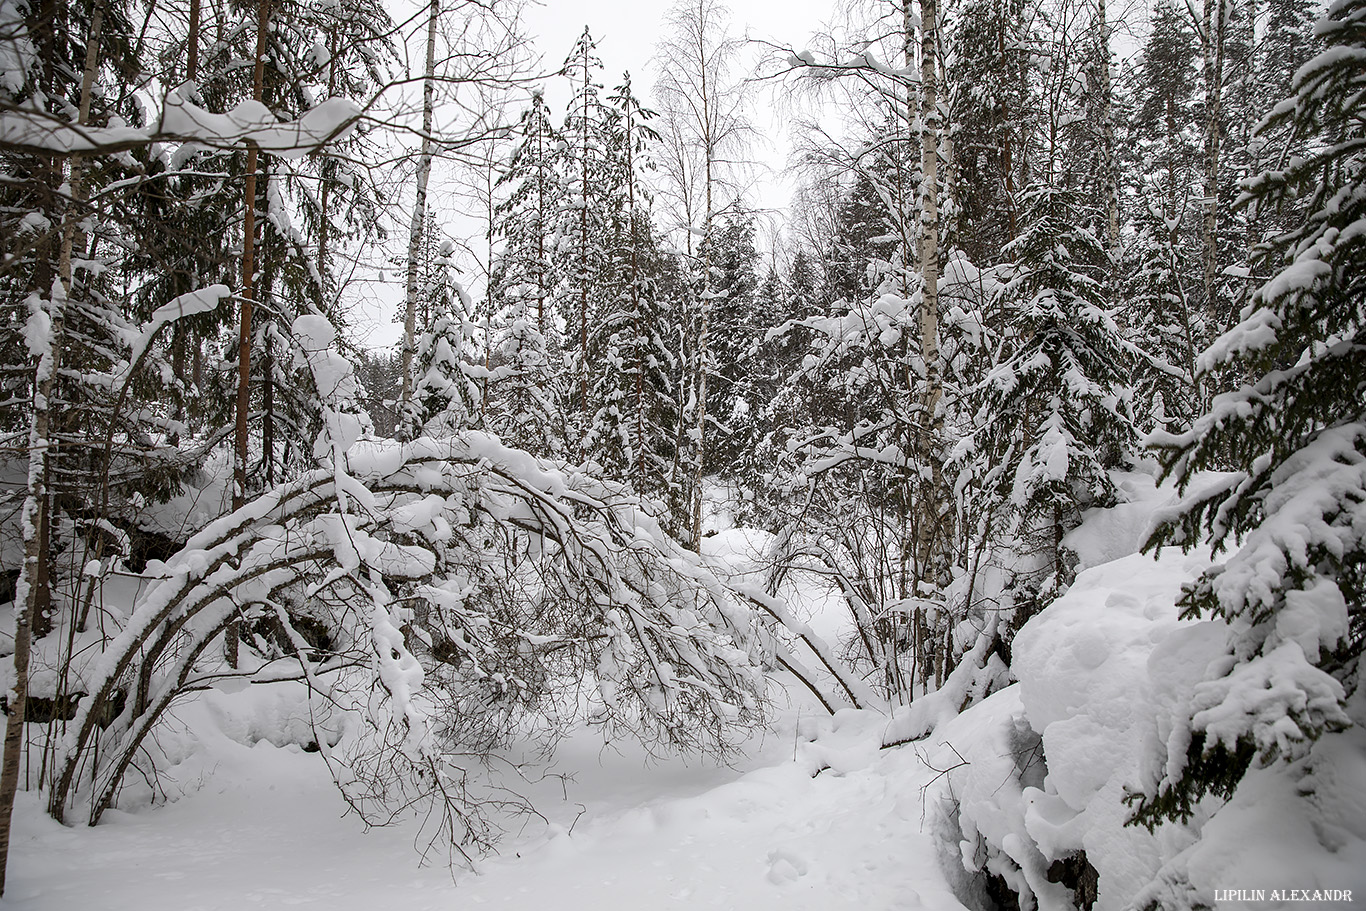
[45,320,763,843]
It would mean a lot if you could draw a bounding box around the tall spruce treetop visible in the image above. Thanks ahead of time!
[555,27,617,440]
[583,73,678,493]
[400,220,483,438]
[1136,0,1366,827]
[488,90,563,454]
[493,91,561,334]
[1257,0,1321,103]
[1120,0,1206,430]
[947,0,1036,266]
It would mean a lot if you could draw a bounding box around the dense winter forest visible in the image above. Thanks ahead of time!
[0,0,1363,906]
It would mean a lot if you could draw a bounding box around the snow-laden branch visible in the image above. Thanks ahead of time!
[0,90,360,157]
[49,429,768,827]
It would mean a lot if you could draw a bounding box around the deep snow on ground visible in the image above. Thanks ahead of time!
[3,683,969,911]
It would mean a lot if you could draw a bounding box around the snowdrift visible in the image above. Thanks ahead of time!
[929,547,1366,910]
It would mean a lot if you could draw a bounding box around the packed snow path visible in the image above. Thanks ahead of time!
[4,694,969,911]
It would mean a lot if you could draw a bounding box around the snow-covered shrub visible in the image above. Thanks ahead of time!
[38,315,765,862]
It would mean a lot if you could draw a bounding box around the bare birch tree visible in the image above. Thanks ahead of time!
[652,0,752,547]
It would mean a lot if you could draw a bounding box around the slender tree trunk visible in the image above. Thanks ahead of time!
[169,0,202,441]
[0,0,106,886]
[314,25,338,306]
[579,59,591,432]
[913,0,944,593]
[31,483,51,641]
[482,143,495,425]
[1097,0,1120,255]
[1001,21,1017,241]
[690,57,714,552]
[230,0,271,668]
[690,186,712,549]
[536,122,546,333]
[399,0,438,424]
[627,91,645,491]
[234,0,270,514]
[1200,0,1226,336]
[186,0,201,85]
[263,346,275,484]
[917,0,940,424]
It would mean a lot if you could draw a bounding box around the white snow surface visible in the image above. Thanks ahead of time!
[5,683,969,911]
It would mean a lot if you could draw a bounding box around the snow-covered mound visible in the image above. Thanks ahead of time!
[931,546,1366,909]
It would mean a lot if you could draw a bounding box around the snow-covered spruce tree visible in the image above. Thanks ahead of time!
[955,184,1134,613]
[1233,0,1321,290]
[582,73,679,498]
[946,0,1036,268]
[1255,0,1320,104]
[491,91,560,341]
[1118,0,1207,431]
[736,248,821,524]
[822,166,900,305]
[400,222,484,438]
[1132,0,1366,828]
[554,28,616,450]
[487,90,563,455]
[698,212,761,475]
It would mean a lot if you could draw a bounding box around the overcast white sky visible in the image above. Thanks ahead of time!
[520,0,833,93]
[518,0,838,213]
[350,0,838,350]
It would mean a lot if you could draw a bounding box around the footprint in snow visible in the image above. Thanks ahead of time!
[766,849,809,884]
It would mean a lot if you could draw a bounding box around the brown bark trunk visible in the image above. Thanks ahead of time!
[1201,0,1226,336]
[187,0,201,83]
[229,0,271,668]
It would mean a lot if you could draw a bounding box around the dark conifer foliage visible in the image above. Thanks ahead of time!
[958,183,1134,602]
[488,90,563,454]
[698,213,761,474]
[1137,0,1366,826]
[947,0,1034,265]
